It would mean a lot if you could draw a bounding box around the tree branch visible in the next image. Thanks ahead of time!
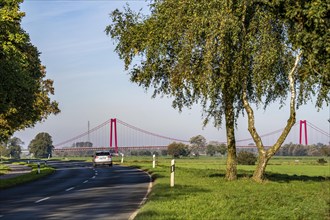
[267,51,302,157]
[242,80,265,154]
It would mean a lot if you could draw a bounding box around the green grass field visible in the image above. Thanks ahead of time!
[113,156,329,220]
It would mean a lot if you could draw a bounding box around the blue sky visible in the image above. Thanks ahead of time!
[15,0,329,148]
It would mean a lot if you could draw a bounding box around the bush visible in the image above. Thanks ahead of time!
[317,158,328,165]
[138,150,152,156]
[237,151,257,165]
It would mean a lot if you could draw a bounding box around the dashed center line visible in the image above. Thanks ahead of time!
[83,180,88,184]
[92,176,96,179]
[35,197,50,203]
[65,187,75,192]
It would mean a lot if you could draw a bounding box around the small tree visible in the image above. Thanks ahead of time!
[168,142,190,158]
[7,137,23,159]
[217,144,227,156]
[206,144,217,156]
[207,141,227,156]
[190,135,207,155]
[29,132,54,158]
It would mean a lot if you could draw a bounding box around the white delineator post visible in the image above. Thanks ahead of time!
[152,154,156,168]
[170,159,175,187]
[121,153,124,163]
[37,162,40,174]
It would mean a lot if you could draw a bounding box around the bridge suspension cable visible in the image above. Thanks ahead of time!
[116,119,189,143]
[307,121,330,137]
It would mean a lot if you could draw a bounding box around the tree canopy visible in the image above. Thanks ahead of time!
[7,137,23,158]
[190,135,207,155]
[167,142,190,158]
[0,136,23,159]
[28,132,54,158]
[281,0,329,107]
[0,0,60,142]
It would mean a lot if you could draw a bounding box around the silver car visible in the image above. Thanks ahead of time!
[92,151,113,167]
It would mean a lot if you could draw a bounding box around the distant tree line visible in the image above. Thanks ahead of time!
[71,142,93,148]
[166,135,228,158]
[275,143,330,156]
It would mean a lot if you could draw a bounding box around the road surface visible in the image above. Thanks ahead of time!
[0,161,151,219]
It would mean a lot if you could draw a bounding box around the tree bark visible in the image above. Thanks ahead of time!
[242,52,302,182]
[225,104,237,180]
[252,153,270,182]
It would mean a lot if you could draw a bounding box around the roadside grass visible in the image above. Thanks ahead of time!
[0,164,10,175]
[116,156,329,220]
[0,162,55,189]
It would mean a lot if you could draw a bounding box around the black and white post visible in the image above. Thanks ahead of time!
[37,162,40,174]
[170,159,175,187]
[152,154,156,168]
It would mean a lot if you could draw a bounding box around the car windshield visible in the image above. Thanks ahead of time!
[96,152,110,156]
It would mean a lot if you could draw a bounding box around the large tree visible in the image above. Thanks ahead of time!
[29,132,54,158]
[106,0,296,180]
[0,0,60,142]
[106,0,290,180]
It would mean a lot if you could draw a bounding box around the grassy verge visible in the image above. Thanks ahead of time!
[116,156,329,220]
[0,162,55,189]
[0,164,11,175]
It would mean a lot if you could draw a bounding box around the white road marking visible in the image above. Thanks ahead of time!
[92,176,96,179]
[83,180,88,183]
[65,187,75,192]
[35,197,50,203]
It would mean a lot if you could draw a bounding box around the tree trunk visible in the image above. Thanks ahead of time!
[225,104,237,180]
[252,153,270,182]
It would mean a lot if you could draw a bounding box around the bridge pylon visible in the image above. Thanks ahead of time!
[110,118,118,153]
[299,120,308,145]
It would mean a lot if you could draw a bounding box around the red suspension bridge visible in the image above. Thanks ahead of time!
[53,118,329,154]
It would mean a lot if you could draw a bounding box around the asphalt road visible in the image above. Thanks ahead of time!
[0,161,151,220]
